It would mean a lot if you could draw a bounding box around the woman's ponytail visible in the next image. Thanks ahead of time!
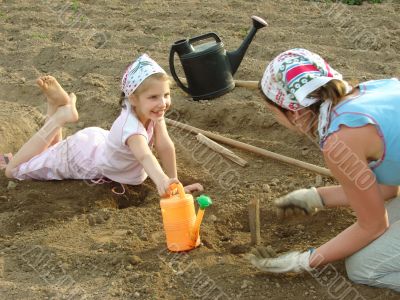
[310,79,352,107]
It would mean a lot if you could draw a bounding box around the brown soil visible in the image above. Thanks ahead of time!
[0,0,399,299]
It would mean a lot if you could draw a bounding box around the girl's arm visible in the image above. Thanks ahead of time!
[127,134,177,196]
[153,119,177,178]
[311,126,389,267]
[153,119,204,194]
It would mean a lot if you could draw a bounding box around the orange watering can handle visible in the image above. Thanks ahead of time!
[168,182,186,199]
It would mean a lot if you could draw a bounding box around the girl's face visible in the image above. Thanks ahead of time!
[129,78,171,125]
[263,100,298,131]
[264,101,317,135]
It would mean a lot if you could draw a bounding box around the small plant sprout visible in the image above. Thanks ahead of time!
[71,0,79,12]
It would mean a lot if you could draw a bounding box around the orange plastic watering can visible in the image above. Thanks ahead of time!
[160,183,212,252]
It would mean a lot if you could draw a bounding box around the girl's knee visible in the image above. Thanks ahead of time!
[346,256,400,291]
[345,253,375,285]
[345,255,366,284]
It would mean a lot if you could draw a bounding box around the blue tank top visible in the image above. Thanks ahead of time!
[324,78,400,185]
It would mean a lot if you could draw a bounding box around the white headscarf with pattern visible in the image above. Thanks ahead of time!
[260,48,350,141]
[121,53,166,97]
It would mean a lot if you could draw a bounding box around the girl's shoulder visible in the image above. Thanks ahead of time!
[333,78,399,114]
[321,124,382,160]
[108,107,149,146]
[359,78,399,90]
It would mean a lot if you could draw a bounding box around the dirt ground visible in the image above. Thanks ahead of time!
[0,0,399,299]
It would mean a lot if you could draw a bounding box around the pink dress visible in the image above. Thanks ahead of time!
[12,102,155,185]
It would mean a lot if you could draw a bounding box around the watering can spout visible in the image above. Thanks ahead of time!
[227,15,268,75]
[191,195,213,242]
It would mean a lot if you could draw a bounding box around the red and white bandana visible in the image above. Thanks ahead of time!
[121,54,166,97]
[261,48,349,140]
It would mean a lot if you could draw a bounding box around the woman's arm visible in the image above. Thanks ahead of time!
[154,119,177,178]
[317,184,398,208]
[311,126,389,267]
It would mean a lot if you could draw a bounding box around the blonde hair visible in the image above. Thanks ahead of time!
[119,73,170,107]
[309,79,351,108]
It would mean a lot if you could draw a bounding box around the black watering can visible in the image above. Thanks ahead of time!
[169,16,267,100]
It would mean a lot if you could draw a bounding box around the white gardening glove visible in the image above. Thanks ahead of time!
[247,246,313,273]
[275,187,324,217]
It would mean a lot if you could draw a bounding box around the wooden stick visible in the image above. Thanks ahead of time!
[234,79,258,89]
[176,77,259,90]
[166,118,332,177]
[248,198,261,246]
[0,256,3,278]
[196,133,248,167]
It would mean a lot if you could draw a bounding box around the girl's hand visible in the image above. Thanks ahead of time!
[158,177,179,197]
[184,183,204,194]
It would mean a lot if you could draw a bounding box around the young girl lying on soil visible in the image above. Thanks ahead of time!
[248,48,400,292]
[3,54,202,196]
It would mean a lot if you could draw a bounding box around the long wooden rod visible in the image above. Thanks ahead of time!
[177,77,259,89]
[166,118,332,177]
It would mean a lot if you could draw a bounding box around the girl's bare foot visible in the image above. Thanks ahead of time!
[36,75,70,107]
[53,93,79,124]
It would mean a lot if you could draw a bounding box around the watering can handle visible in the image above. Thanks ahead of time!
[168,182,186,199]
[188,32,221,44]
[169,47,190,94]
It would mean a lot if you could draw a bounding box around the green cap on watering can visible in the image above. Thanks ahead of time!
[197,195,212,209]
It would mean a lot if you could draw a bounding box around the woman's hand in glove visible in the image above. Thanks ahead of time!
[275,187,324,218]
[247,246,313,273]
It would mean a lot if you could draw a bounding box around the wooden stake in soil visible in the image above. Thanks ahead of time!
[196,133,248,167]
[248,198,261,246]
[0,256,4,278]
